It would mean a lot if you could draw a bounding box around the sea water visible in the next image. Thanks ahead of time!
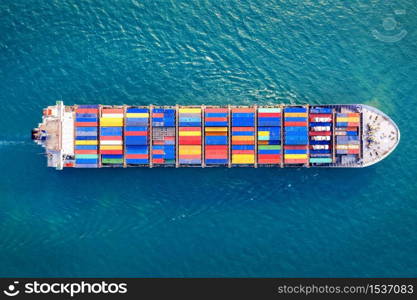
[0,0,416,277]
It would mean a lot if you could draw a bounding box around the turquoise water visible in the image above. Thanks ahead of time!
[1,0,416,277]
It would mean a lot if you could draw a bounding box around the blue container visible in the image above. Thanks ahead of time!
[284,107,307,113]
[258,149,281,154]
[232,131,254,136]
[310,122,332,127]
[102,154,123,159]
[76,117,98,122]
[285,117,307,122]
[126,145,148,154]
[126,159,148,164]
[76,127,97,132]
[74,164,98,168]
[206,136,228,145]
[101,127,123,135]
[75,158,98,164]
[206,113,227,117]
[179,122,201,126]
[206,159,228,164]
[75,145,98,150]
[205,122,228,126]
[127,108,148,113]
[284,149,307,154]
[75,136,97,140]
[310,107,332,114]
[232,145,255,150]
[125,126,147,131]
[125,136,148,145]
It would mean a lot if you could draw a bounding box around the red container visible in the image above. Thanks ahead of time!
[100,136,123,140]
[258,154,280,160]
[206,108,228,113]
[126,154,148,159]
[284,122,307,126]
[205,117,228,122]
[347,122,359,127]
[102,108,123,114]
[232,108,255,113]
[100,150,123,154]
[76,108,98,114]
[285,159,307,164]
[345,127,358,132]
[284,145,307,150]
[179,127,201,131]
[152,113,163,118]
[179,136,201,144]
[75,150,97,154]
[231,127,255,131]
[64,162,74,167]
[125,131,147,136]
[179,154,201,159]
[152,158,164,164]
[309,114,332,118]
[75,122,98,127]
[206,145,227,150]
[309,131,331,136]
[232,150,254,154]
[258,113,281,118]
[347,149,359,154]
[152,150,164,155]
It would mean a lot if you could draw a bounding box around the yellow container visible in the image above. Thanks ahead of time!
[75,140,98,145]
[232,136,255,142]
[337,117,360,122]
[284,112,307,117]
[179,108,201,114]
[126,113,149,118]
[284,154,307,159]
[179,131,201,136]
[258,131,269,136]
[100,145,123,150]
[100,118,123,126]
[179,145,201,155]
[232,154,255,164]
[205,127,227,132]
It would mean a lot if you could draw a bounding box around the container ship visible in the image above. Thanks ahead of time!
[32,101,399,169]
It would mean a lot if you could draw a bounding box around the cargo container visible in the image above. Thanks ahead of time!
[152,108,176,165]
[284,107,308,165]
[100,107,124,166]
[33,102,400,169]
[178,107,202,165]
[204,107,228,165]
[125,107,149,165]
[257,107,281,165]
[309,106,333,165]
[231,108,255,165]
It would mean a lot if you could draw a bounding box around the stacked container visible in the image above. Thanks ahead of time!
[152,108,176,165]
[309,107,333,164]
[257,107,281,165]
[231,108,255,165]
[99,107,124,165]
[284,107,308,164]
[74,105,99,168]
[178,108,202,165]
[204,108,228,165]
[125,107,149,165]
[335,112,360,156]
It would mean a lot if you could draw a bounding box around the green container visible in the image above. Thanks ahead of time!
[102,158,123,164]
[75,154,98,159]
[258,145,281,150]
[309,158,333,163]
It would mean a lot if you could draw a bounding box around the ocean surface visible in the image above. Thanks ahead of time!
[0,0,416,277]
